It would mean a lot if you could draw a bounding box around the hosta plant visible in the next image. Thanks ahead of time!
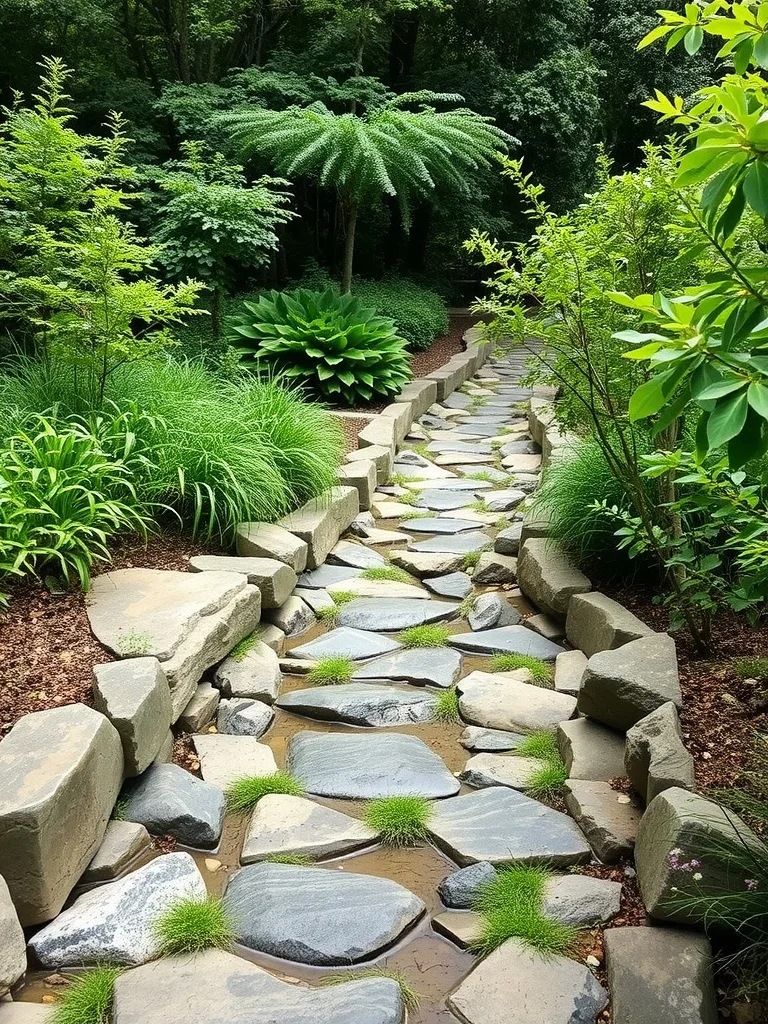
[228,288,411,404]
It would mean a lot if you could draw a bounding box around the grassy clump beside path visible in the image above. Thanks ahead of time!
[471,865,576,957]
[154,896,234,956]
[364,795,433,846]
[225,771,305,812]
[489,653,553,686]
[515,731,568,799]
[398,624,451,648]
[306,655,354,685]
[322,968,420,1010]
[48,967,122,1024]
[432,687,461,723]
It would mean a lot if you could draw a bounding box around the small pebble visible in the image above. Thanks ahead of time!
[42,995,57,1004]
[204,858,222,872]
[623,866,637,878]
[616,794,631,804]
[586,955,600,968]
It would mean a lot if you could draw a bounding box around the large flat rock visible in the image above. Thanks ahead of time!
[337,598,459,631]
[111,949,404,1024]
[276,684,437,727]
[414,489,479,511]
[408,531,491,555]
[189,554,297,608]
[298,564,364,589]
[390,550,465,577]
[291,627,401,661]
[423,572,473,599]
[447,938,608,1024]
[92,658,171,776]
[29,852,206,967]
[241,794,377,863]
[121,763,225,849]
[192,734,277,789]
[400,517,483,534]
[458,670,576,732]
[288,732,460,799]
[0,704,123,926]
[427,787,591,867]
[449,626,565,660]
[327,577,428,601]
[214,640,281,704]
[352,647,462,688]
[223,863,424,965]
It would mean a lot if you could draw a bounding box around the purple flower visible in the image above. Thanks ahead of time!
[745,879,759,891]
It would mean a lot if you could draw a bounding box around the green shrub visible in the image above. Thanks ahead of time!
[472,865,577,957]
[488,653,553,685]
[225,771,305,811]
[306,655,354,685]
[364,795,433,846]
[48,966,122,1024]
[353,278,449,352]
[154,896,234,956]
[227,288,411,404]
[734,658,768,682]
[398,624,451,648]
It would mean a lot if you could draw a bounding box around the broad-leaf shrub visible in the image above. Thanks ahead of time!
[353,278,449,351]
[229,288,411,403]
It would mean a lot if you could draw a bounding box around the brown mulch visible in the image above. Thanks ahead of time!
[337,415,374,453]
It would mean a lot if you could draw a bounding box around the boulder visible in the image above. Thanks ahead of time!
[192,735,277,790]
[604,926,718,1024]
[517,539,591,620]
[29,853,207,967]
[345,444,393,485]
[257,624,285,654]
[541,874,622,926]
[188,554,297,609]
[634,788,766,924]
[554,649,586,696]
[0,704,123,926]
[472,552,518,585]
[564,780,641,863]
[241,794,377,863]
[80,820,152,885]
[625,702,695,803]
[467,592,521,631]
[398,378,438,418]
[520,505,551,544]
[92,658,172,776]
[277,487,359,569]
[217,698,274,738]
[121,763,225,849]
[235,523,308,573]
[565,592,654,657]
[0,878,25,996]
[177,682,219,732]
[337,459,377,511]
[153,730,174,765]
[264,595,315,637]
[460,726,525,752]
[494,523,522,556]
[458,670,576,733]
[556,718,627,781]
[214,641,281,704]
[578,634,681,731]
[524,613,565,642]
[438,862,497,908]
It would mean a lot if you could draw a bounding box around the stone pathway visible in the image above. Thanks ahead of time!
[1,347,722,1024]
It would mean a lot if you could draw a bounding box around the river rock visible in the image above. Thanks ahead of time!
[460,726,526,752]
[288,732,459,799]
[111,949,404,1024]
[276,684,437,727]
[427,787,591,867]
[291,627,401,661]
[352,647,462,688]
[557,719,627,781]
[415,489,478,511]
[447,938,607,1024]
[449,625,564,660]
[605,926,718,1024]
[189,554,298,608]
[438,862,497,908]
[565,592,654,657]
[121,763,225,848]
[467,592,521,630]
[217,698,274,738]
[0,704,123,926]
[29,852,206,967]
[214,640,281,704]
[193,735,277,789]
[241,794,377,863]
[516,539,591,620]
[563,780,641,863]
[460,753,543,790]
[542,874,622,926]
[625,702,695,803]
[578,634,681,731]
[494,523,522,556]
[327,577,428,600]
[298,564,364,589]
[458,671,576,733]
[423,572,473,599]
[471,552,518,585]
[327,540,387,569]
[177,682,219,732]
[554,649,587,696]
[224,863,424,965]
[337,597,459,631]
[390,550,465,577]
[80,820,153,884]
[0,878,25,996]
[235,522,309,572]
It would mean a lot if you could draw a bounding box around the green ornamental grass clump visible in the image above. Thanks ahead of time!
[154,896,234,956]
[48,966,122,1024]
[364,795,433,846]
[489,653,553,685]
[306,655,354,685]
[360,565,412,583]
[398,624,451,648]
[225,771,305,812]
[472,865,577,957]
[432,686,461,723]
[323,967,421,1010]
[515,730,568,799]
[228,288,411,404]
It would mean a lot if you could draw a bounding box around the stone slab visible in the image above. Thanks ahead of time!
[81,820,153,884]
[517,538,591,620]
[438,861,497,908]
[217,698,274,738]
[264,595,315,636]
[409,532,492,555]
[542,874,622,926]
[414,489,479,512]
[0,878,25,996]
[472,552,518,585]
[189,554,297,609]
[177,681,219,732]
[327,577,428,601]
[121,763,225,849]
[460,726,526,752]
[193,734,277,790]
[458,671,576,732]
[214,641,281,704]
[564,780,641,863]
[328,540,387,569]
[241,794,377,863]
[557,718,627,781]
[337,598,459,631]
[337,459,377,511]
[278,487,359,570]
[277,684,437,727]
[235,523,309,573]
[460,753,542,790]
[449,625,565,660]
[352,647,462,689]
[625,702,695,804]
[92,658,171,776]
[400,517,483,534]
[346,444,393,486]
[390,551,465,577]
[298,564,364,589]
[566,592,654,657]
[291,627,401,661]
[423,572,473,599]
[554,649,587,696]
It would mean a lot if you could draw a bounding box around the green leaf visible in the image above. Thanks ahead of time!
[743,161,768,218]
[728,408,768,468]
[754,32,768,68]
[694,378,747,401]
[707,390,749,449]
[628,368,679,421]
[684,25,704,54]
[716,181,746,239]
[747,381,768,419]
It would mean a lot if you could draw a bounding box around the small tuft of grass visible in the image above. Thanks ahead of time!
[48,966,122,1024]
[322,968,420,1010]
[332,590,355,605]
[515,731,560,761]
[459,595,476,618]
[399,623,451,648]
[489,653,553,685]
[399,509,428,521]
[154,896,234,956]
[229,630,260,663]
[734,657,768,682]
[515,730,568,799]
[461,550,484,569]
[110,797,128,822]
[364,795,433,846]
[307,655,354,686]
[471,865,577,957]
[316,605,340,626]
[361,565,412,583]
[468,500,489,512]
[225,771,306,812]
[432,686,461,723]
[261,853,313,866]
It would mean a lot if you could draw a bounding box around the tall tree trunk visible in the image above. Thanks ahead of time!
[342,199,358,293]
[407,201,432,271]
[388,10,420,89]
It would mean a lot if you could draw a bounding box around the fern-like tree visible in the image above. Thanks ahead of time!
[219,92,513,291]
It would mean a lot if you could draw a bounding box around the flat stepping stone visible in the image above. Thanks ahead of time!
[447,938,608,1024]
[420,414,453,429]
[217,698,274,738]
[427,440,493,455]
[434,452,495,465]
[391,551,465,577]
[30,852,206,968]
[358,526,410,547]
[327,577,427,600]
[423,571,473,599]
[460,726,526,751]
[291,627,400,661]
[426,787,591,866]
[391,461,456,480]
[454,423,508,437]
[404,477,492,491]
[460,753,543,790]
[564,780,642,863]
[458,466,511,484]
[224,863,425,965]
[288,731,460,799]
[458,671,576,732]
[240,794,377,863]
[409,531,491,555]
[449,625,565,660]
[327,541,387,569]
[433,910,482,948]
[482,489,526,511]
[370,499,419,519]
[414,489,479,511]
[352,647,462,689]
[443,392,473,408]
[499,440,540,455]
[294,587,335,613]
[298,565,363,589]
[111,948,405,1024]
[337,597,459,631]
[501,454,542,473]
[192,735,277,790]
[121,763,225,848]
[276,684,437,727]
[400,517,481,535]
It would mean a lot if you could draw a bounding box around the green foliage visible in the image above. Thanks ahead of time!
[461,549,485,569]
[488,653,553,685]
[154,896,234,956]
[228,288,411,404]
[360,565,412,582]
[515,730,568,799]
[353,278,449,351]
[229,630,260,663]
[432,686,461,723]
[306,655,354,685]
[261,853,313,865]
[363,795,433,846]
[48,967,122,1024]
[472,865,577,957]
[735,658,768,683]
[398,623,451,648]
[322,969,420,1011]
[225,771,306,811]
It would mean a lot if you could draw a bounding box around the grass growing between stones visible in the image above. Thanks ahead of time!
[229,629,260,663]
[459,595,476,618]
[399,623,451,648]
[364,795,433,846]
[49,966,122,1024]
[315,591,355,626]
[225,771,306,811]
[432,687,461,723]
[360,565,413,583]
[471,865,576,957]
[155,896,235,956]
[261,853,313,865]
[322,968,420,1010]
[489,653,553,686]
[515,731,568,800]
[461,550,484,570]
[306,655,354,685]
